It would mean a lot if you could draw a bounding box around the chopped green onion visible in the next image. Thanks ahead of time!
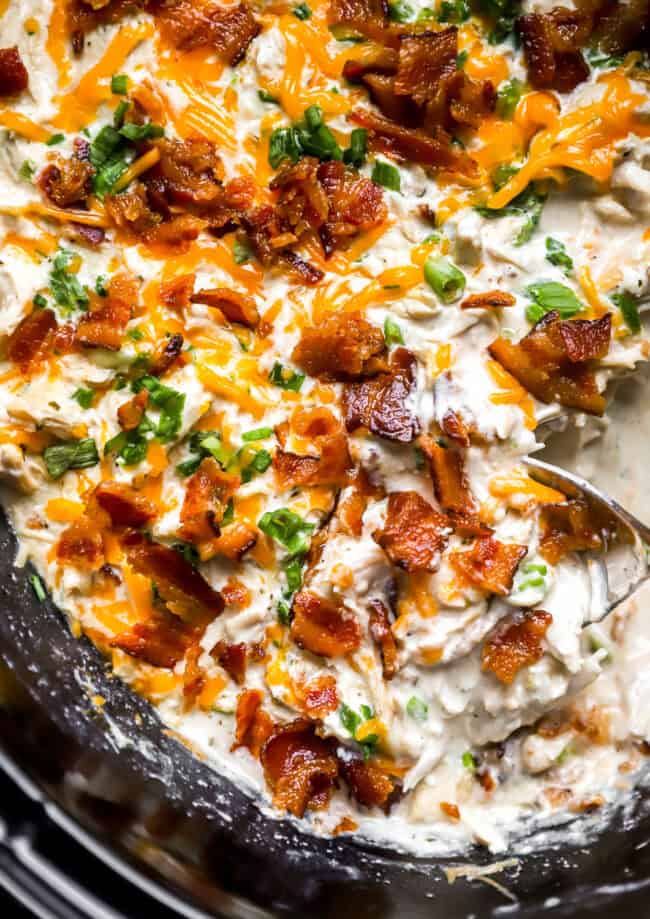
[33,293,48,308]
[495,78,524,120]
[258,507,314,556]
[30,573,47,602]
[436,0,469,23]
[462,750,477,772]
[525,281,583,323]
[545,236,573,274]
[46,133,65,146]
[388,0,414,21]
[95,275,108,297]
[258,89,279,104]
[456,49,469,69]
[424,255,466,303]
[72,387,94,409]
[611,291,641,334]
[19,159,36,181]
[119,122,165,141]
[43,438,99,479]
[127,327,145,341]
[284,556,304,594]
[268,361,305,391]
[342,128,368,168]
[241,448,272,482]
[113,99,130,128]
[371,159,401,191]
[384,316,404,346]
[111,73,128,94]
[406,696,428,721]
[292,1,312,18]
[49,250,89,314]
[242,426,274,441]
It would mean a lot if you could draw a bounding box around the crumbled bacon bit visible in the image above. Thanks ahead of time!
[8,308,58,369]
[290,590,361,658]
[123,530,224,624]
[261,719,339,817]
[338,754,395,810]
[233,688,273,755]
[336,469,380,538]
[460,290,516,311]
[279,249,325,285]
[149,333,184,376]
[449,536,527,596]
[67,0,147,48]
[299,675,339,718]
[488,312,612,416]
[368,599,398,680]
[190,287,259,328]
[57,514,105,568]
[105,185,162,236]
[350,109,478,176]
[328,0,389,40]
[182,640,206,710]
[111,615,200,669]
[160,274,195,313]
[393,29,457,106]
[152,138,225,208]
[211,640,247,684]
[441,410,470,447]
[482,609,553,684]
[273,406,351,490]
[75,273,136,350]
[518,11,590,93]
[93,481,157,527]
[151,0,260,65]
[374,490,449,573]
[0,46,28,95]
[180,457,239,545]
[67,223,105,248]
[419,435,476,516]
[117,389,149,431]
[206,522,258,562]
[344,347,420,443]
[445,70,496,128]
[538,498,604,564]
[38,155,94,208]
[221,576,250,608]
[293,312,386,381]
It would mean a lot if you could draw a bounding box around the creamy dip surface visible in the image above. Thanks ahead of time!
[1,0,650,857]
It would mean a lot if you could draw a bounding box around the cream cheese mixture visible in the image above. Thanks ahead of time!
[1,0,650,855]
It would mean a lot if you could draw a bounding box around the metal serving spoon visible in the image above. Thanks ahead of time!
[524,456,650,624]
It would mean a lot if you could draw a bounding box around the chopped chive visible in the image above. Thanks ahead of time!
[72,387,94,409]
[424,255,466,303]
[384,315,404,346]
[371,159,401,191]
[111,73,128,95]
[33,293,48,308]
[30,573,47,602]
[242,426,274,441]
[406,696,428,721]
[46,133,65,146]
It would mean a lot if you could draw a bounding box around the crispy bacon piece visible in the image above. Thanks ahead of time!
[290,590,361,658]
[419,435,476,516]
[160,274,195,312]
[444,70,496,129]
[67,0,147,49]
[460,290,516,311]
[150,332,184,376]
[374,491,450,573]
[344,347,420,443]
[0,47,28,95]
[261,720,339,817]
[350,109,478,176]
[338,755,395,809]
[488,312,612,416]
[328,0,389,39]
[368,599,398,679]
[105,185,162,235]
[441,409,470,447]
[394,29,457,106]
[233,689,273,755]
[298,675,339,719]
[241,206,325,284]
[75,274,136,350]
[293,311,386,381]
[449,536,527,596]
[221,576,250,607]
[123,530,224,623]
[280,250,325,285]
[8,308,58,369]
[272,158,387,258]
[151,0,260,65]
[336,469,380,538]
[273,406,351,490]
[190,287,259,328]
[208,522,258,561]
[93,481,156,527]
[211,639,247,684]
[68,223,105,248]
[181,640,206,710]
[153,138,225,208]
[180,457,239,544]
[111,615,200,668]
[538,498,604,564]
[38,155,94,208]
[518,11,590,93]
[57,514,104,568]
[482,609,553,684]
[117,389,149,431]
